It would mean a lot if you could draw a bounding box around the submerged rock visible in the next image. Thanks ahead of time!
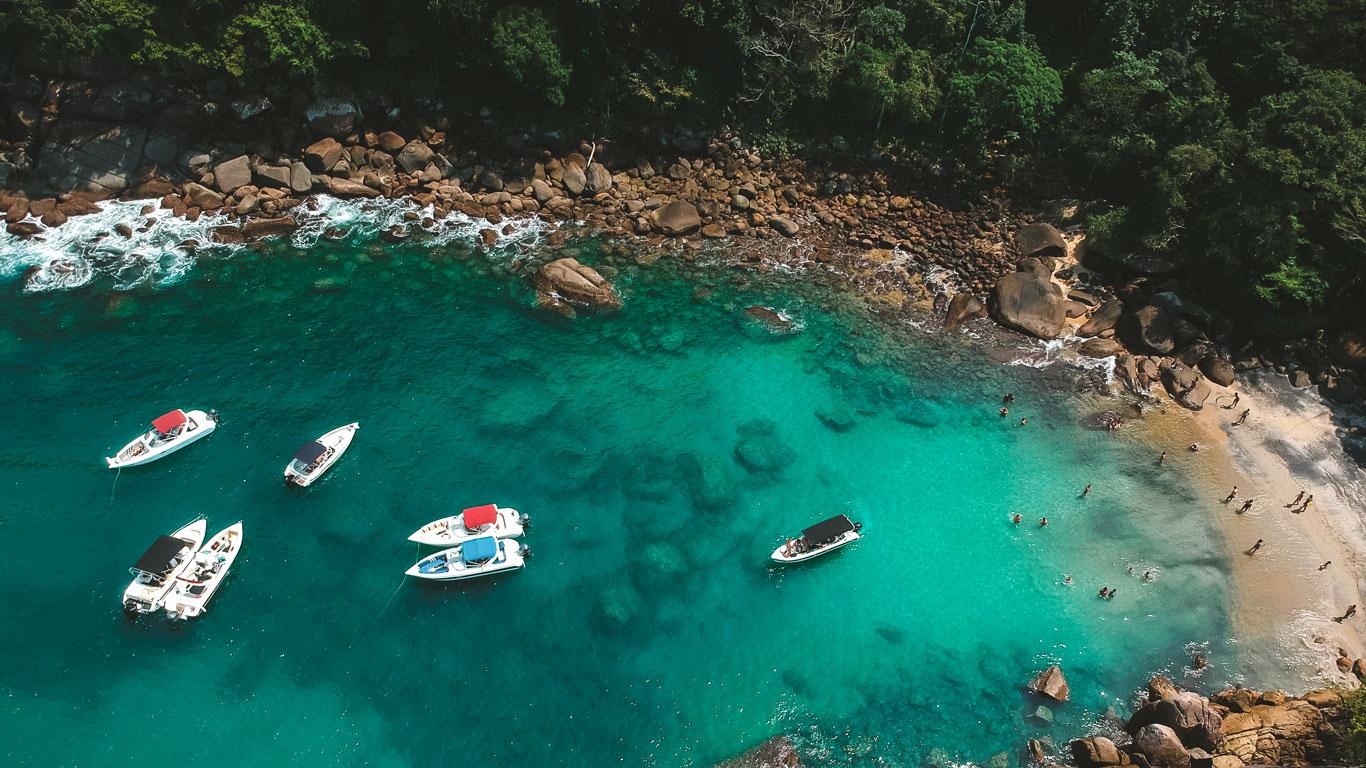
[815,405,857,432]
[744,305,798,335]
[713,735,801,768]
[677,453,738,511]
[734,434,796,473]
[895,400,944,429]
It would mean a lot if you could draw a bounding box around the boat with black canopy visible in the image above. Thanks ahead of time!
[408,503,529,546]
[405,535,528,581]
[107,408,217,469]
[771,514,863,563]
[284,422,358,486]
[122,516,208,615]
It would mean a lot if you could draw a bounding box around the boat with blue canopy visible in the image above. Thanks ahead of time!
[405,535,528,581]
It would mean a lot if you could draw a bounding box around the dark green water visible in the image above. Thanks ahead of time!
[0,199,1233,767]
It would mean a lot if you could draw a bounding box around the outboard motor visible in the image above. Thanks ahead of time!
[522,546,533,559]
[521,513,532,528]
[122,599,139,618]
[207,409,219,423]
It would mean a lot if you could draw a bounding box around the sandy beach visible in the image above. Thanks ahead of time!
[1127,368,1366,690]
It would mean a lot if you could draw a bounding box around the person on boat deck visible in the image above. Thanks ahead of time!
[783,538,797,557]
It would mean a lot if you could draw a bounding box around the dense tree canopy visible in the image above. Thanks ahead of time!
[1,0,1363,327]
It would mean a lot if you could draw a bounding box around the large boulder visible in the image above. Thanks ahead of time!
[649,201,701,236]
[1198,355,1235,387]
[1070,737,1126,768]
[182,182,224,209]
[1016,223,1067,258]
[1080,338,1125,358]
[34,121,148,194]
[289,161,313,194]
[944,293,987,331]
[304,98,363,136]
[396,141,435,173]
[304,137,345,174]
[1161,692,1225,750]
[1079,300,1124,337]
[1161,362,1210,410]
[532,258,620,312]
[990,271,1067,339]
[584,162,612,194]
[1121,305,1177,354]
[241,216,297,239]
[1332,328,1366,369]
[213,155,252,194]
[1027,665,1070,702]
[1133,724,1190,768]
[563,166,587,195]
[770,216,800,237]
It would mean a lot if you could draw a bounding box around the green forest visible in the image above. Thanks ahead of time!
[2,0,1364,329]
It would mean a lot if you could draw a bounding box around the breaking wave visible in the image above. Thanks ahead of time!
[0,195,554,293]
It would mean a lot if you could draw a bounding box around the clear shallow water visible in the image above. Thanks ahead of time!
[0,209,1233,767]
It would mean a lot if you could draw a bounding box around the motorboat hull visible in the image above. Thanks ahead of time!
[405,539,526,581]
[166,522,243,619]
[408,507,526,546]
[771,530,861,563]
[123,518,208,614]
[107,410,216,469]
[285,422,359,487]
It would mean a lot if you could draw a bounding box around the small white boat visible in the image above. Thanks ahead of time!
[107,409,217,469]
[771,514,863,563]
[405,536,528,581]
[408,504,529,546]
[165,522,243,620]
[284,422,359,486]
[123,517,208,616]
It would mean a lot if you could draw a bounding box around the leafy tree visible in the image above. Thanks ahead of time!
[942,37,1062,147]
[490,6,572,107]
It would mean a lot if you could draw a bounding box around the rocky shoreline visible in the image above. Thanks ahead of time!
[3,82,1364,445]
[714,673,1357,768]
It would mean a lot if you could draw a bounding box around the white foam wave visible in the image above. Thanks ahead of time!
[1005,335,1117,386]
[1,200,236,292]
[2,194,557,293]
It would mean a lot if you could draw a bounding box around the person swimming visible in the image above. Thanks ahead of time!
[1012,513,1022,524]
[1039,517,1048,527]
[1000,406,1009,417]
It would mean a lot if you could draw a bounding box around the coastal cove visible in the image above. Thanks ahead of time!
[0,206,1298,767]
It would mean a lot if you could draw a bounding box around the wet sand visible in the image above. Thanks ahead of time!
[1129,370,1366,689]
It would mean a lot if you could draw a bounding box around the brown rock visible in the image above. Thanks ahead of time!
[563,166,587,196]
[1331,328,1366,369]
[213,155,252,194]
[396,141,435,173]
[182,182,225,209]
[255,164,291,188]
[649,201,701,236]
[1016,222,1067,258]
[584,162,612,194]
[1133,725,1190,768]
[990,271,1067,339]
[211,226,246,244]
[319,176,381,198]
[376,131,406,152]
[6,221,40,236]
[1080,338,1125,358]
[1071,737,1125,768]
[305,137,344,173]
[944,293,987,331]
[769,216,799,236]
[712,735,800,768]
[1121,305,1177,354]
[40,209,68,227]
[532,258,620,311]
[1161,362,1210,410]
[701,223,726,238]
[241,216,297,239]
[1028,665,1070,702]
[1199,355,1235,387]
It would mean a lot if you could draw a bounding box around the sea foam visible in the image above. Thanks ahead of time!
[0,195,553,293]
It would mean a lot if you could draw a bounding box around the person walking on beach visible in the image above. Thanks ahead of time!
[1247,539,1265,555]
[1320,561,1332,571]
[1238,499,1254,514]
[1334,605,1358,623]
[1296,494,1314,514]
[1082,484,1092,497]
[1224,486,1238,503]
[1234,408,1250,426]
[1229,392,1240,410]
[1286,491,1305,508]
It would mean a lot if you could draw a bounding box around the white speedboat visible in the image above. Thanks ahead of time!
[123,517,208,616]
[166,521,243,620]
[405,536,528,581]
[107,409,217,469]
[284,422,359,486]
[771,514,863,563]
[408,504,528,546]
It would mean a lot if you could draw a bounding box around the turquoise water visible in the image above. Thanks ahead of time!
[0,205,1233,767]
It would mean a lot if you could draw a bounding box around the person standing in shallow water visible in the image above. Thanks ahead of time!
[1224,486,1238,503]
[1159,451,1166,465]
[1082,484,1092,497]
[1238,499,1254,514]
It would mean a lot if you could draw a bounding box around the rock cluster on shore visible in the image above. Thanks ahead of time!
[1068,676,1348,768]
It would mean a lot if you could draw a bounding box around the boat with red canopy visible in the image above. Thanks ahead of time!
[408,503,529,546]
[107,408,218,469]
